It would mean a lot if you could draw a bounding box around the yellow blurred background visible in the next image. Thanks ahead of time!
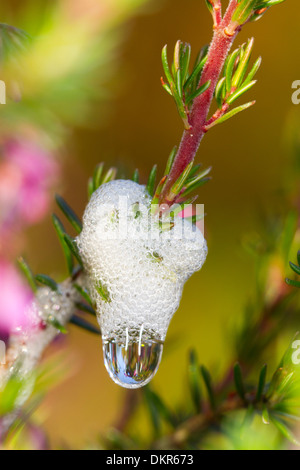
[4,0,300,448]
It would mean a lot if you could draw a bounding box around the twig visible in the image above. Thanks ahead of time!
[161,0,240,203]
[153,395,243,449]
[0,278,82,438]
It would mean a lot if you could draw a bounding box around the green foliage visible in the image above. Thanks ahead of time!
[0,366,28,416]
[17,257,37,293]
[46,315,67,334]
[88,164,117,200]
[1,0,292,451]
[99,337,300,450]
[232,0,286,25]
[0,23,31,63]
[63,234,83,268]
[73,284,94,308]
[146,165,158,197]
[286,251,300,288]
[188,350,202,413]
[17,181,110,338]
[55,195,82,235]
[0,0,151,138]
[95,280,111,303]
[233,363,246,401]
[151,157,211,212]
[161,41,209,129]
[206,38,259,130]
[200,365,216,411]
[255,364,267,402]
[52,215,74,276]
[35,274,59,292]
[70,315,100,336]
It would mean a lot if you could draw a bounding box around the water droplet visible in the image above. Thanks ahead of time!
[103,337,163,389]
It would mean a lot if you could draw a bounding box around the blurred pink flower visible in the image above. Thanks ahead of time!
[0,140,58,240]
[0,261,34,337]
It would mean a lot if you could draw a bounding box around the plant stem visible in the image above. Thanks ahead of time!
[153,395,243,449]
[151,286,294,449]
[0,279,81,440]
[161,0,240,203]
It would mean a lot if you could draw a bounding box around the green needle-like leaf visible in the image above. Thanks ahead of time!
[170,161,194,196]
[144,387,176,430]
[52,215,74,276]
[256,364,267,402]
[234,363,246,401]
[225,48,240,94]
[243,56,262,85]
[184,214,204,225]
[271,417,300,445]
[232,1,258,25]
[214,77,226,108]
[297,250,300,267]
[180,42,191,84]
[188,350,202,413]
[87,178,94,200]
[180,176,211,198]
[289,262,300,276]
[205,0,214,14]
[151,176,167,210]
[70,315,101,335]
[132,169,140,183]
[232,38,255,88]
[184,55,207,92]
[146,165,158,197]
[262,405,270,424]
[164,146,177,176]
[95,280,111,303]
[47,315,67,334]
[0,23,31,62]
[184,167,212,190]
[143,387,161,435]
[286,278,300,288]
[161,45,174,87]
[35,274,59,292]
[93,163,104,191]
[64,234,83,267]
[201,365,216,411]
[186,80,211,105]
[73,284,93,307]
[161,81,172,96]
[17,257,37,293]
[185,164,202,182]
[207,101,255,129]
[101,167,117,185]
[227,80,257,105]
[55,195,82,234]
[75,301,96,316]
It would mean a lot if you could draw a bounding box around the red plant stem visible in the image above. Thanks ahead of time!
[161,0,240,202]
[211,0,222,27]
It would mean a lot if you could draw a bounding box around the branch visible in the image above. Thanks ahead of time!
[153,395,243,449]
[0,278,83,437]
[159,0,286,206]
[160,0,240,203]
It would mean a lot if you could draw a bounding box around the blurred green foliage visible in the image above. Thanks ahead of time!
[1,0,300,451]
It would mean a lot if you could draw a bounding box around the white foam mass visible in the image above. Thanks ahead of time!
[77,180,207,343]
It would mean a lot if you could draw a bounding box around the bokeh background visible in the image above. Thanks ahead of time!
[1,0,300,448]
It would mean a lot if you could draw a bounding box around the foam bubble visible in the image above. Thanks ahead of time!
[77,180,207,344]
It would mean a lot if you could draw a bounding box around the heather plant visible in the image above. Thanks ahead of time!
[1,0,300,451]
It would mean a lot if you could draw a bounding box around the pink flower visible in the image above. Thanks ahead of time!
[0,140,58,238]
[0,261,34,336]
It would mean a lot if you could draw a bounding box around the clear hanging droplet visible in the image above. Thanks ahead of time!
[103,328,163,389]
